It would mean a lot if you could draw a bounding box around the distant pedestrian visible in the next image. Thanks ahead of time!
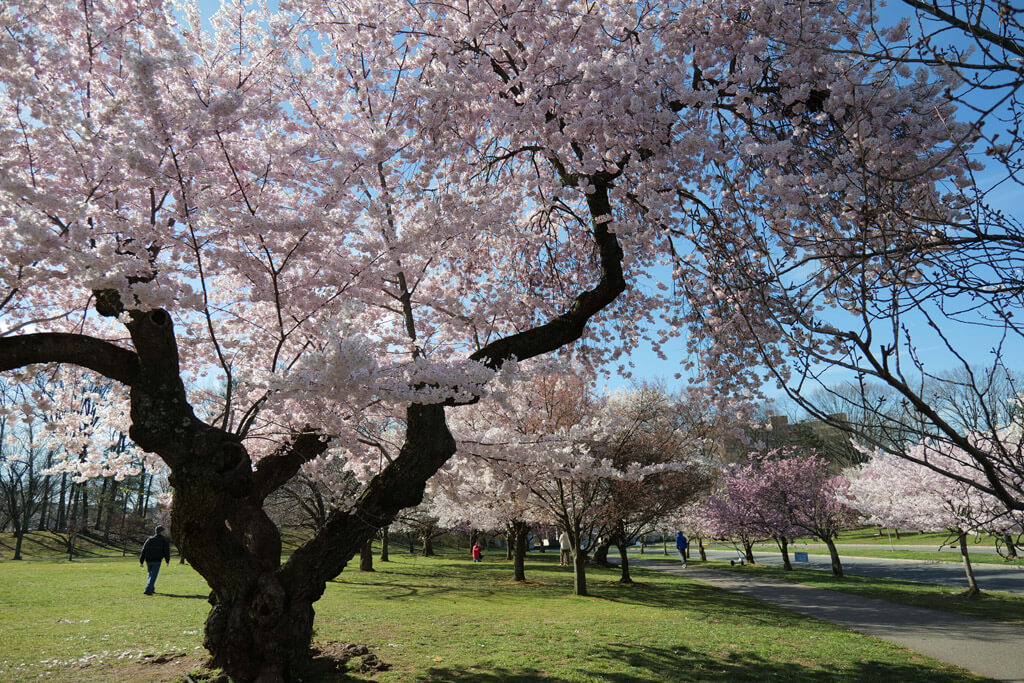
[140,525,171,595]
[675,531,688,568]
[559,530,572,567]
[472,541,483,562]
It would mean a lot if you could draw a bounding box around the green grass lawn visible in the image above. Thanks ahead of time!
[828,528,1000,547]
[0,530,141,560]
[0,547,998,682]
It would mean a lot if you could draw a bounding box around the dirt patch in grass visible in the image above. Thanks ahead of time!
[306,642,391,678]
[56,643,389,683]
[59,651,207,683]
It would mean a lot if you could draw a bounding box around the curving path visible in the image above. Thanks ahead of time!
[698,547,1024,595]
[635,558,1024,682]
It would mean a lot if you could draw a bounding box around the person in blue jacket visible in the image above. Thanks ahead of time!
[675,531,688,568]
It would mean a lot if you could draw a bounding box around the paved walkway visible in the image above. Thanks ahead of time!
[634,558,1024,682]
[697,548,1024,594]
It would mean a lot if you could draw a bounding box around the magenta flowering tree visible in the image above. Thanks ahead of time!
[0,0,974,678]
[702,469,772,565]
[750,451,856,576]
[704,450,854,575]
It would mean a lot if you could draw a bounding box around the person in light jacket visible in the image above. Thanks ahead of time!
[559,530,572,567]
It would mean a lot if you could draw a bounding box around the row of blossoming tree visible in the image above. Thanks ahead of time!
[689,437,1023,594]
[433,373,720,595]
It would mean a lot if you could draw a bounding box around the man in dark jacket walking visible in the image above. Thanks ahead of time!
[140,525,171,595]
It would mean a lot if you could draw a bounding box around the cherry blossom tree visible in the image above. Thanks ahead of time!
[676,501,721,562]
[690,0,1024,513]
[594,384,717,582]
[703,450,855,575]
[707,455,803,570]
[699,474,767,565]
[447,367,617,595]
[847,446,1024,595]
[0,378,51,560]
[752,451,856,576]
[432,458,542,581]
[0,0,975,678]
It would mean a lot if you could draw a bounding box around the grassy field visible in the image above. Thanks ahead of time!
[0,546,998,682]
[829,528,992,547]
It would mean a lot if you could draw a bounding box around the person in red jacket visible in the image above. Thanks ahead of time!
[472,541,483,562]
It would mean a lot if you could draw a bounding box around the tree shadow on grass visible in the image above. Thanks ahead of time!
[589,574,756,612]
[418,645,977,682]
[155,592,208,599]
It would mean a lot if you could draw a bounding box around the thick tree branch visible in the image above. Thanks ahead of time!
[902,0,1024,60]
[251,430,331,502]
[280,403,455,598]
[0,333,140,386]
[469,179,626,370]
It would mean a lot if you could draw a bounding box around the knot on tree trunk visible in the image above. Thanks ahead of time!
[250,573,287,626]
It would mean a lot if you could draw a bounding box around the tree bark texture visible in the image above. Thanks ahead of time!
[592,537,612,567]
[359,539,374,572]
[1002,533,1018,560]
[616,543,632,584]
[572,549,588,596]
[743,539,755,564]
[778,536,792,571]
[511,520,528,582]
[823,536,844,577]
[958,530,981,596]
[13,528,24,560]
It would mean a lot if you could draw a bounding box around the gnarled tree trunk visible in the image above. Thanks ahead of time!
[0,157,628,680]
